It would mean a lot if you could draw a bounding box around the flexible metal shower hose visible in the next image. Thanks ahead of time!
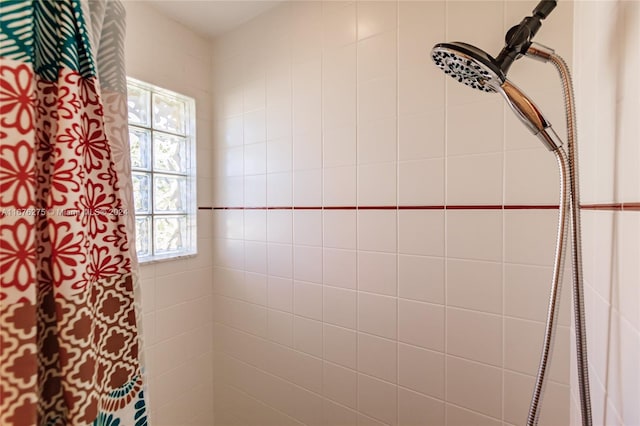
[527,146,570,426]
[526,49,593,426]
[549,52,593,426]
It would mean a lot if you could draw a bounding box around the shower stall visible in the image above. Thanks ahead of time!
[117,0,640,424]
[9,0,630,425]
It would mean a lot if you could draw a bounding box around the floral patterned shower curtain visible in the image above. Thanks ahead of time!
[0,1,147,424]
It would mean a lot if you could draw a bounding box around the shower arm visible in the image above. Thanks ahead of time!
[525,42,593,426]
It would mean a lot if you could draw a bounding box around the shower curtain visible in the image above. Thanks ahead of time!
[0,1,148,424]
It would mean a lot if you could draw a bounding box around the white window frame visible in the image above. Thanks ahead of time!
[126,77,197,263]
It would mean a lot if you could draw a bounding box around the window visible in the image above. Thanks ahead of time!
[126,78,196,262]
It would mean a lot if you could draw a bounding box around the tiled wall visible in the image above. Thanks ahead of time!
[573,1,640,425]
[124,3,215,424]
[210,1,575,425]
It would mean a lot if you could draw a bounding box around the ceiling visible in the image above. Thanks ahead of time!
[147,0,282,39]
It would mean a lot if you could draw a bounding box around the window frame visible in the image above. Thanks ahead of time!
[126,77,197,263]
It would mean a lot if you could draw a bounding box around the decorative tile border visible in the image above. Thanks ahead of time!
[199,203,640,211]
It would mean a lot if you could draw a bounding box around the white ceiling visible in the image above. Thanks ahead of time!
[147,0,282,39]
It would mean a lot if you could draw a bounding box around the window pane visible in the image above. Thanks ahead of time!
[153,131,187,173]
[127,85,150,126]
[135,216,151,258]
[153,93,186,135]
[153,174,186,213]
[129,126,151,170]
[154,216,187,254]
[132,172,151,214]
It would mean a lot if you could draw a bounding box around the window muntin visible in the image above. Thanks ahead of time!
[127,78,196,262]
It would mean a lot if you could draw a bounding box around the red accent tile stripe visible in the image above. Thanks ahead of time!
[581,203,623,210]
[581,202,640,211]
[207,204,559,211]
[202,202,640,211]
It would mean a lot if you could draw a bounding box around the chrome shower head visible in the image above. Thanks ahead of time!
[431,42,505,93]
[430,41,562,151]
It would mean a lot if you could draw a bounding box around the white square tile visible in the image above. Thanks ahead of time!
[504,263,570,326]
[447,259,502,314]
[358,251,397,296]
[218,146,243,177]
[294,210,323,246]
[266,102,292,142]
[504,210,558,266]
[266,172,292,207]
[504,318,569,384]
[323,399,358,426]
[268,309,293,347]
[446,307,502,367]
[293,280,322,320]
[244,174,266,207]
[446,99,503,155]
[447,210,502,262]
[267,210,292,244]
[324,210,357,249]
[504,370,569,426]
[293,169,322,207]
[445,404,501,426]
[324,324,357,369]
[358,162,396,206]
[244,209,266,241]
[357,374,397,425]
[358,292,397,339]
[446,356,502,419]
[244,241,267,274]
[357,1,397,40]
[324,166,357,206]
[266,137,292,173]
[243,78,266,111]
[357,117,396,165]
[324,123,356,168]
[322,3,356,49]
[323,362,357,409]
[398,254,445,304]
[267,276,293,312]
[398,110,445,161]
[398,158,445,205]
[293,316,323,357]
[267,243,293,279]
[398,210,444,256]
[398,388,445,426]
[244,109,266,144]
[398,343,444,399]
[357,333,397,383]
[357,30,396,83]
[323,44,357,130]
[505,148,560,205]
[323,248,357,290]
[358,210,397,253]
[293,130,322,171]
[447,153,503,205]
[398,63,445,117]
[323,286,357,329]
[294,245,323,284]
[358,77,396,123]
[293,58,322,137]
[398,299,444,352]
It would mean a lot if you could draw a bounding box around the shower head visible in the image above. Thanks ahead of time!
[431,42,505,93]
[429,0,562,150]
[430,40,562,151]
